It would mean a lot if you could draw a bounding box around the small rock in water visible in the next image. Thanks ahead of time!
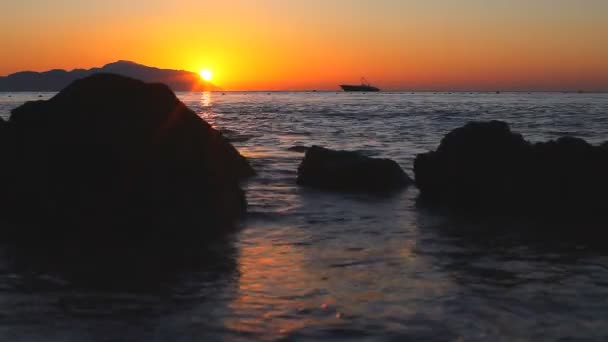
[297,146,412,193]
[287,145,309,153]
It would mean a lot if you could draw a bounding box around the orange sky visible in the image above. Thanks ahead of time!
[1,0,607,91]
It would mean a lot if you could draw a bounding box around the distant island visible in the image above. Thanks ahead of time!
[0,60,219,92]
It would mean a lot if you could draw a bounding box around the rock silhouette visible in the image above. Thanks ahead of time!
[297,146,412,192]
[287,145,309,153]
[4,74,253,241]
[0,117,5,138]
[414,120,608,217]
[0,117,11,205]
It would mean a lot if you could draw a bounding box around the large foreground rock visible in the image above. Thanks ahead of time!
[414,120,608,216]
[0,117,5,143]
[0,116,6,138]
[297,146,412,192]
[4,74,254,240]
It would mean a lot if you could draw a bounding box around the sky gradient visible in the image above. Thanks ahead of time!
[1,0,607,91]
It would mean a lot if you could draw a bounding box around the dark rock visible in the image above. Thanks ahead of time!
[0,115,9,166]
[0,118,8,185]
[287,145,309,153]
[297,146,412,192]
[414,120,608,217]
[414,121,530,208]
[6,74,253,240]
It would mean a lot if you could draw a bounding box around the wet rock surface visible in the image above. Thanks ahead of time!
[415,120,608,219]
[287,145,309,153]
[297,145,412,192]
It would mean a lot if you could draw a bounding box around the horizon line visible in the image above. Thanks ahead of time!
[4,89,607,94]
[2,61,606,94]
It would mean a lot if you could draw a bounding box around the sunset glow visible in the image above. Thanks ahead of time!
[0,0,607,91]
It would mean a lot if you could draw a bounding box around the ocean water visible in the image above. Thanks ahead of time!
[1,91,608,341]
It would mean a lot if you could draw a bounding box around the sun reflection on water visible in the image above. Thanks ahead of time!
[221,213,458,339]
[197,91,218,128]
[224,226,343,338]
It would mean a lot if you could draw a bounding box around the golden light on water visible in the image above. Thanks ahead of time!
[200,69,213,81]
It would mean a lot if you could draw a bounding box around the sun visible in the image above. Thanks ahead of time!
[199,69,213,82]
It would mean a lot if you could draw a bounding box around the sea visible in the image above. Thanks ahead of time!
[1,91,608,341]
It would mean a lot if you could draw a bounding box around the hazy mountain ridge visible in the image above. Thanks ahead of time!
[0,61,219,91]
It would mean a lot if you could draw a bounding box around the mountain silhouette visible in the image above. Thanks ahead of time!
[0,60,220,91]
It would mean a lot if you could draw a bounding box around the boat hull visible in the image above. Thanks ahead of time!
[340,84,380,92]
